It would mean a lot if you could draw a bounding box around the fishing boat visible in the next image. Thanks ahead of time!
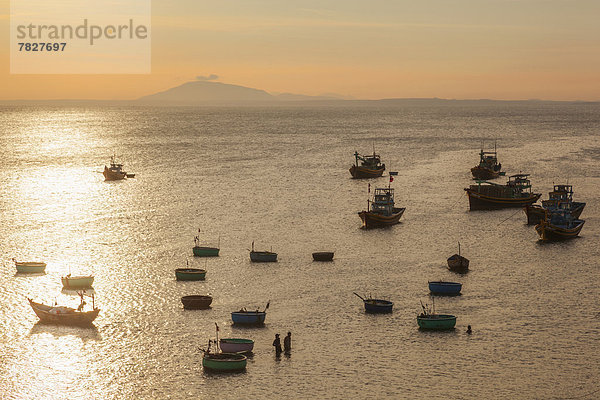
[471,143,504,180]
[358,183,405,229]
[535,209,585,241]
[524,184,586,225]
[231,302,269,325]
[219,338,255,353]
[353,292,393,313]
[201,339,247,372]
[447,242,469,273]
[61,274,94,289]
[13,259,46,274]
[312,251,334,261]
[249,242,277,262]
[28,292,99,326]
[192,233,220,257]
[465,174,541,210]
[417,301,456,330]
[103,155,129,181]
[428,281,462,295]
[175,268,206,281]
[181,295,213,309]
[349,150,386,179]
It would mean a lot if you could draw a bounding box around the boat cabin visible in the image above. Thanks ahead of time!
[354,151,383,169]
[548,185,573,202]
[370,188,395,215]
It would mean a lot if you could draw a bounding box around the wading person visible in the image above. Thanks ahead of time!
[284,331,292,353]
[273,333,282,355]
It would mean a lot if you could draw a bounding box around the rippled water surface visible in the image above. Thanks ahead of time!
[1,103,599,399]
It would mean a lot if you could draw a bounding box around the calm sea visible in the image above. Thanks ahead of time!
[0,102,599,399]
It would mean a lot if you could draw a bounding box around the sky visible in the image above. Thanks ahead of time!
[1,0,599,100]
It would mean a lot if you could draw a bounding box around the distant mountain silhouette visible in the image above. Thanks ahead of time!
[138,81,275,104]
[137,81,351,105]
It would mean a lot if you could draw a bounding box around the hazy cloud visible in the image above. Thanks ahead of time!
[196,74,219,81]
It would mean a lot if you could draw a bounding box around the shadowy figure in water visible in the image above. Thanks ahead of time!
[273,333,282,356]
[283,331,292,354]
[466,325,472,334]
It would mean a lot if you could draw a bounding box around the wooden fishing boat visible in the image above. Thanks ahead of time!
[175,268,206,281]
[249,242,277,262]
[349,150,386,179]
[203,352,247,372]
[181,295,212,309]
[471,143,504,180]
[417,301,456,330]
[28,294,99,326]
[103,155,128,181]
[428,281,462,295]
[524,184,586,225]
[535,210,585,241]
[465,174,541,210]
[14,259,46,274]
[447,242,469,273]
[312,251,334,261]
[358,186,405,229]
[231,302,269,325]
[61,274,94,289]
[219,338,255,353]
[192,233,220,257]
[353,292,393,313]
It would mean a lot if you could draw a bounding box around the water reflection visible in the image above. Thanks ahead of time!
[29,321,102,341]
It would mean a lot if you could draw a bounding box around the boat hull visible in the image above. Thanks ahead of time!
[219,338,255,353]
[103,166,126,181]
[465,189,541,210]
[524,203,585,225]
[312,252,334,261]
[15,262,46,274]
[535,220,585,241]
[417,315,457,330]
[447,255,469,273]
[181,295,212,309]
[175,268,206,281]
[231,311,266,325]
[28,299,99,325]
[471,166,500,180]
[192,246,220,257]
[61,276,94,289]
[428,281,462,295]
[203,353,247,372]
[349,165,385,179]
[250,252,277,262]
[358,208,405,229]
[364,299,393,313]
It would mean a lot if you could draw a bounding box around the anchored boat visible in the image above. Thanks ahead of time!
[193,232,220,257]
[28,292,99,326]
[353,292,393,313]
[417,301,456,330]
[535,209,585,241]
[447,242,469,273]
[524,184,586,225]
[465,174,541,210]
[358,182,405,229]
[471,143,504,180]
[201,339,247,372]
[249,242,277,262]
[61,274,94,289]
[231,302,269,325]
[13,259,46,274]
[219,338,254,353]
[175,268,206,281]
[312,251,334,261]
[428,281,462,295]
[181,295,213,310]
[349,150,386,179]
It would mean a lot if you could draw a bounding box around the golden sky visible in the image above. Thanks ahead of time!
[1,0,599,100]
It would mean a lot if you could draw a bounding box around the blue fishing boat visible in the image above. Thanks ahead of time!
[353,292,393,313]
[428,281,462,295]
[358,185,405,229]
[524,184,586,225]
[231,302,269,325]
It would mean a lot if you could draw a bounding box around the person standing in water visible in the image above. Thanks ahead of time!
[283,332,292,353]
[273,333,282,355]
